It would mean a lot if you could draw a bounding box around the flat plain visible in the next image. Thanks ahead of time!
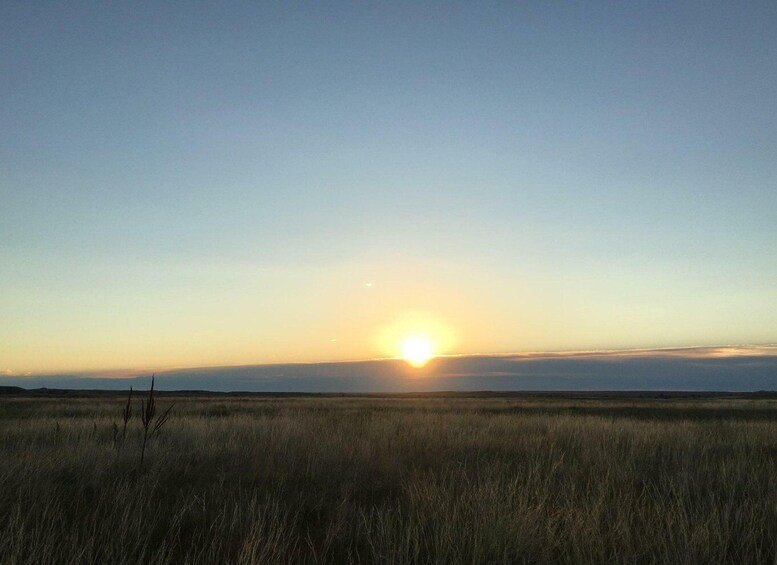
[2,391,777,564]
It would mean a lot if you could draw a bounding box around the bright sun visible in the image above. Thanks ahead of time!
[401,336,434,367]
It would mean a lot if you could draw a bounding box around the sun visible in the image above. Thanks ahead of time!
[401,336,434,367]
[376,313,454,368]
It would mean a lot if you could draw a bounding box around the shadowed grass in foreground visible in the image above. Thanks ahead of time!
[1,395,777,564]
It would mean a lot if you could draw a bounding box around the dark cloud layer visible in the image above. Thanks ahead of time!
[3,347,776,392]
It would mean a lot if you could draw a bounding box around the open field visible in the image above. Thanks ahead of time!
[2,392,777,564]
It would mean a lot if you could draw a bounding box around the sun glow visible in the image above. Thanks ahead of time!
[401,336,434,367]
[375,312,456,369]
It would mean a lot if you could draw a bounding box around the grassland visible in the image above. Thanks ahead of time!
[2,392,777,564]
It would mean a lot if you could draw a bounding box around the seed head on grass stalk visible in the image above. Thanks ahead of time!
[139,375,174,468]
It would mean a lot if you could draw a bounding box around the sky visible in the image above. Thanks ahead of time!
[2,2,776,377]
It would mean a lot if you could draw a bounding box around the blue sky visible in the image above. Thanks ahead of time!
[2,2,776,375]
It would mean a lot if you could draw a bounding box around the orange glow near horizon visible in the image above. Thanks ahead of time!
[2,252,775,376]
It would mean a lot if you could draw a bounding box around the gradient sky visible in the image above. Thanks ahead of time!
[2,2,776,375]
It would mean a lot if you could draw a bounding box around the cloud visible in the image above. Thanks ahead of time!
[2,345,776,393]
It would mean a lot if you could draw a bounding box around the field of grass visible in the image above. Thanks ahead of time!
[2,392,777,564]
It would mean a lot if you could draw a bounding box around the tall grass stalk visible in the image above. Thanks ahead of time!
[138,375,173,468]
[121,386,132,448]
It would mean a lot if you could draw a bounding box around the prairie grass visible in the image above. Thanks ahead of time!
[1,395,777,564]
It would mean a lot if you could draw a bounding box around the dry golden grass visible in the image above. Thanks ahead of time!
[1,394,777,564]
